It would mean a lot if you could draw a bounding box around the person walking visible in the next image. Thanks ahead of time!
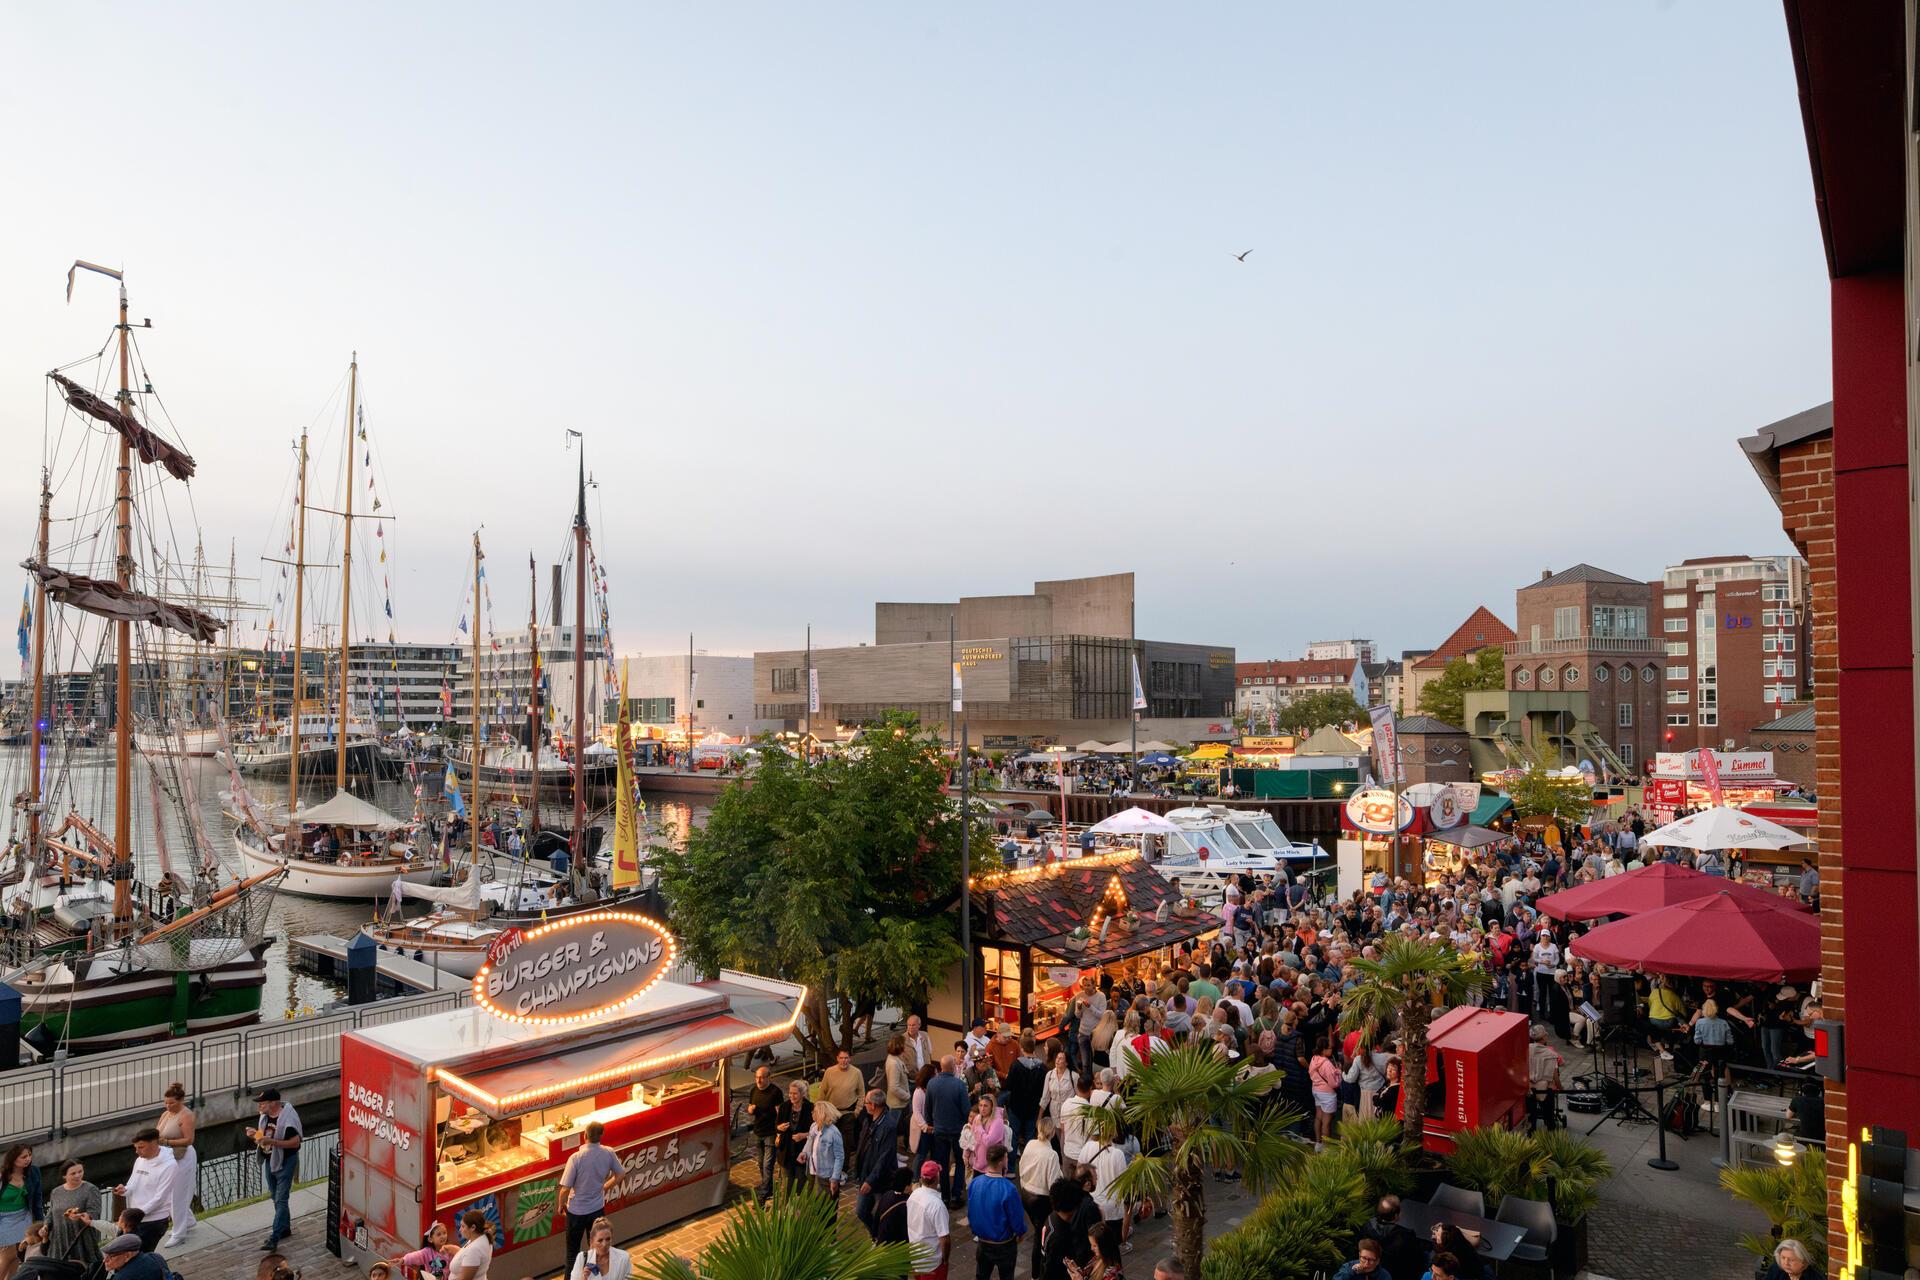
[906,1161,951,1280]
[745,1066,783,1204]
[154,1084,196,1249]
[112,1132,174,1253]
[246,1089,301,1253]
[923,1056,970,1206]
[1004,1033,1046,1159]
[853,1091,899,1239]
[884,1037,914,1130]
[567,1216,630,1280]
[799,1103,845,1206]
[820,1051,867,1174]
[777,1080,812,1187]
[1019,1119,1063,1278]
[557,1122,622,1267]
[0,1146,39,1280]
[43,1159,102,1271]
[965,1143,1027,1280]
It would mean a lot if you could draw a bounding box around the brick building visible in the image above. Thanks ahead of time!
[1502,565,1664,776]
[1746,705,1814,791]
[1404,608,1513,716]
[1648,555,1810,754]
[1393,715,1473,785]
[1232,657,1367,719]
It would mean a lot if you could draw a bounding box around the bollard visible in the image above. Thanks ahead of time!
[0,982,19,1071]
[346,931,378,1006]
[1648,1077,1678,1171]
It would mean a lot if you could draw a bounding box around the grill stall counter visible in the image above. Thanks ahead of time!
[336,911,804,1279]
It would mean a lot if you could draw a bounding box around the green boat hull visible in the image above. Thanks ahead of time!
[17,944,270,1051]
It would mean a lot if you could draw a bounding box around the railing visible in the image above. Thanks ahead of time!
[0,987,468,1147]
[195,1128,341,1213]
[1503,635,1660,656]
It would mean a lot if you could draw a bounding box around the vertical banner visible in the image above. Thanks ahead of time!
[1368,705,1399,785]
[612,660,639,888]
[1130,655,1147,712]
[807,667,820,715]
[1697,747,1722,807]
[951,661,964,713]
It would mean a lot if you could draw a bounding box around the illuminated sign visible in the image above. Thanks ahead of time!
[957,645,1004,669]
[1238,736,1295,752]
[1345,788,1414,835]
[1653,751,1773,779]
[474,910,677,1024]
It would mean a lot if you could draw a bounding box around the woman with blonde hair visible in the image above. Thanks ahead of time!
[1089,1008,1119,1069]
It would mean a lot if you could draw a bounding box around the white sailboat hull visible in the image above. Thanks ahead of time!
[135,726,223,757]
[235,834,436,901]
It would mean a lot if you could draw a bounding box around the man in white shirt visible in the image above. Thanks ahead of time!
[113,1128,177,1252]
[1083,1069,1122,1161]
[1057,1077,1094,1176]
[1085,1134,1132,1244]
[906,1159,950,1277]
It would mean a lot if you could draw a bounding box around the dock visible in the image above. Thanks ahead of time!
[291,932,472,993]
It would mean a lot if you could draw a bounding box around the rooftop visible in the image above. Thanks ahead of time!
[1523,563,1645,590]
[1410,607,1515,670]
[1753,706,1815,733]
[1394,714,1467,735]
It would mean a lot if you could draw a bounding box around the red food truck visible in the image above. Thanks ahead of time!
[336,909,805,1279]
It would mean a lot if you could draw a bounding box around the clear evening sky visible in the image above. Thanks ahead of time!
[0,4,1826,662]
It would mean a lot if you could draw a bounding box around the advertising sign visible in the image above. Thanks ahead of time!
[1238,736,1296,753]
[1367,706,1400,785]
[476,911,676,1023]
[807,668,820,715]
[1653,751,1772,779]
[1429,787,1466,831]
[1345,787,1414,835]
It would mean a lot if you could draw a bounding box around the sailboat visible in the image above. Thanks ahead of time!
[2,262,282,1053]
[229,356,434,900]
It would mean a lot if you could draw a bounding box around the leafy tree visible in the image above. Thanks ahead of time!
[655,711,988,1057]
[1505,743,1595,823]
[1276,688,1366,735]
[1338,936,1488,1145]
[636,1188,916,1280]
[1085,1041,1306,1280]
[1416,646,1504,729]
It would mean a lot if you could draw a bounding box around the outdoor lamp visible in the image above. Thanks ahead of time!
[1771,1131,1800,1166]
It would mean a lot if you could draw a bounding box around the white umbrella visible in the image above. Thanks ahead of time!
[1642,805,1809,852]
[1089,806,1182,835]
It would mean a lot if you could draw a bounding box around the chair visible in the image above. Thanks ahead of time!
[1494,1194,1558,1273]
[1428,1182,1486,1218]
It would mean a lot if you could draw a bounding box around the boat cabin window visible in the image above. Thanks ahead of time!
[1220,824,1253,851]
[1232,822,1275,850]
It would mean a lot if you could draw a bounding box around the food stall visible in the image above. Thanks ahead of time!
[336,910,805,1279]
[927,851,1219,1036]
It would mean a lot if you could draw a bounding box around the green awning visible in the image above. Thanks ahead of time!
[1471,794,1513,825]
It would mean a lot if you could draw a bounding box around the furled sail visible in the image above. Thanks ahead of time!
[21,561,224,642]
[49,372,197,480]
[397,869,483,912]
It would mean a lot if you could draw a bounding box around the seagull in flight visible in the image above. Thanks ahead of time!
[1234,250,1252,262]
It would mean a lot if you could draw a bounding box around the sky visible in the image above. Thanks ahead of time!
[0,3,1830,664]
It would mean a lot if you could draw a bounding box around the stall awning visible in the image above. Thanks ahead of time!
[1470,795,1512,825]
[434,976,805,1116]
[972,852,1214,964]
[1032,913,1218,967]
[1426,824,1507,851]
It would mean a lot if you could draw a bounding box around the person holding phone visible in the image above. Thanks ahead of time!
[567,1217,630,1280]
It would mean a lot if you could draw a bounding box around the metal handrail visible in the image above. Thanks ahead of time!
[0,986,469,1147]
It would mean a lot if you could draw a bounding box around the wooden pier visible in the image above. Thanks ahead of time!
[290,933,472,993]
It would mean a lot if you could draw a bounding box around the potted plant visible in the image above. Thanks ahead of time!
[1442,1127,1611,1279]
[1720,1150,1828,1276]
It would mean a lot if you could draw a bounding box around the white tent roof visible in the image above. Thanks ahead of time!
[1642,805,1809,851]
[1135,740,1177,754]
[291,788,406,832]
[1088,806,1183,835]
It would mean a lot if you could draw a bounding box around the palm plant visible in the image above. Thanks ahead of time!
[1721,1150,1828,1271]
[634,1188,916,1280]
[1337,934,1489,1145]
[1086,1040,1306,1280]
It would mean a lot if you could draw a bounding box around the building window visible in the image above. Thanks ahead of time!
[1763,584,1790,602]
[1642,667,1655,682]
[1540,667,1556,685]
[770,667,802,693]
[1764,684,1797,704]
[1595,665,1610,682]
[979,946,1024,1025]
[1780,660,1797,678]
[1617,742,1634,766]
[1554,606,1582,639]
[1591,605,1646,638]
[1663,618,1688,633]
[1663,593,1688,608]
[1665,641,1688,656]
[1618,703,1633,727]
[1515,669,1532,686]
[1564,666,1580,684]
[1667,666,1690,681]
[1666,713,1691,726]
[1700,710,1718,727]
[1666,689,1690,704]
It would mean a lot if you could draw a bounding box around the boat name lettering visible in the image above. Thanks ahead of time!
[347,1083,413,1152]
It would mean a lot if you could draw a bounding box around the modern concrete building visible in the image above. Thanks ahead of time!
[608,653,775,740]
[344,642,463,732]
[451,623,610,743]
[1647,555,1810,753]
[753,574,1236,747]
[1501,564,1664,776]
[1305,638,1377,664]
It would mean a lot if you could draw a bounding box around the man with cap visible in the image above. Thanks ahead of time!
[100,1233,168,1279]
[247,1087,302,1251]
[905,1159,950,1278]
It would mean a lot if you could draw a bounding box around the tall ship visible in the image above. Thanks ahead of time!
[228,355,434,900]
[2,262,282,1053]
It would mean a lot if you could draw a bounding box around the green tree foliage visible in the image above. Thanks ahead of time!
[636,1188,916,1280]
[1721,1152,1828,1271]
[1416,646,1505,729]
[1506,761,1595,822]
[1276,688,1367,735]
[1338,936,1489,1145]
[1084,1041,1305,1280]
[655,711,987,1056]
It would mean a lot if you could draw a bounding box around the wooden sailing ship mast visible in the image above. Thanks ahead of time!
[570,449,588,899]
[335,354,358,792]
[287,427,310,832]
[528,555,540,833]
[24,472,50,865]
[470,532,485,863]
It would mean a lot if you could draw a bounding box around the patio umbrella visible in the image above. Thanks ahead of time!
[1536,861,1810,921]
[1569,891,1819,982]
[1641,804,1809,852]
[1136,740,1176,754]
[1137,752,1180,768]
[1020,808,1055,823]
[1089,806,1182,835]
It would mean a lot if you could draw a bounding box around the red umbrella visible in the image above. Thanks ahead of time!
[1535,861,1809,921]
[1568,891,1819,982]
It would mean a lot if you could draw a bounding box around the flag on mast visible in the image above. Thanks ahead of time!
[807,667,820,715]
[1130,655,1147,712]
[952,661,964,713]
[612,659,640,889]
